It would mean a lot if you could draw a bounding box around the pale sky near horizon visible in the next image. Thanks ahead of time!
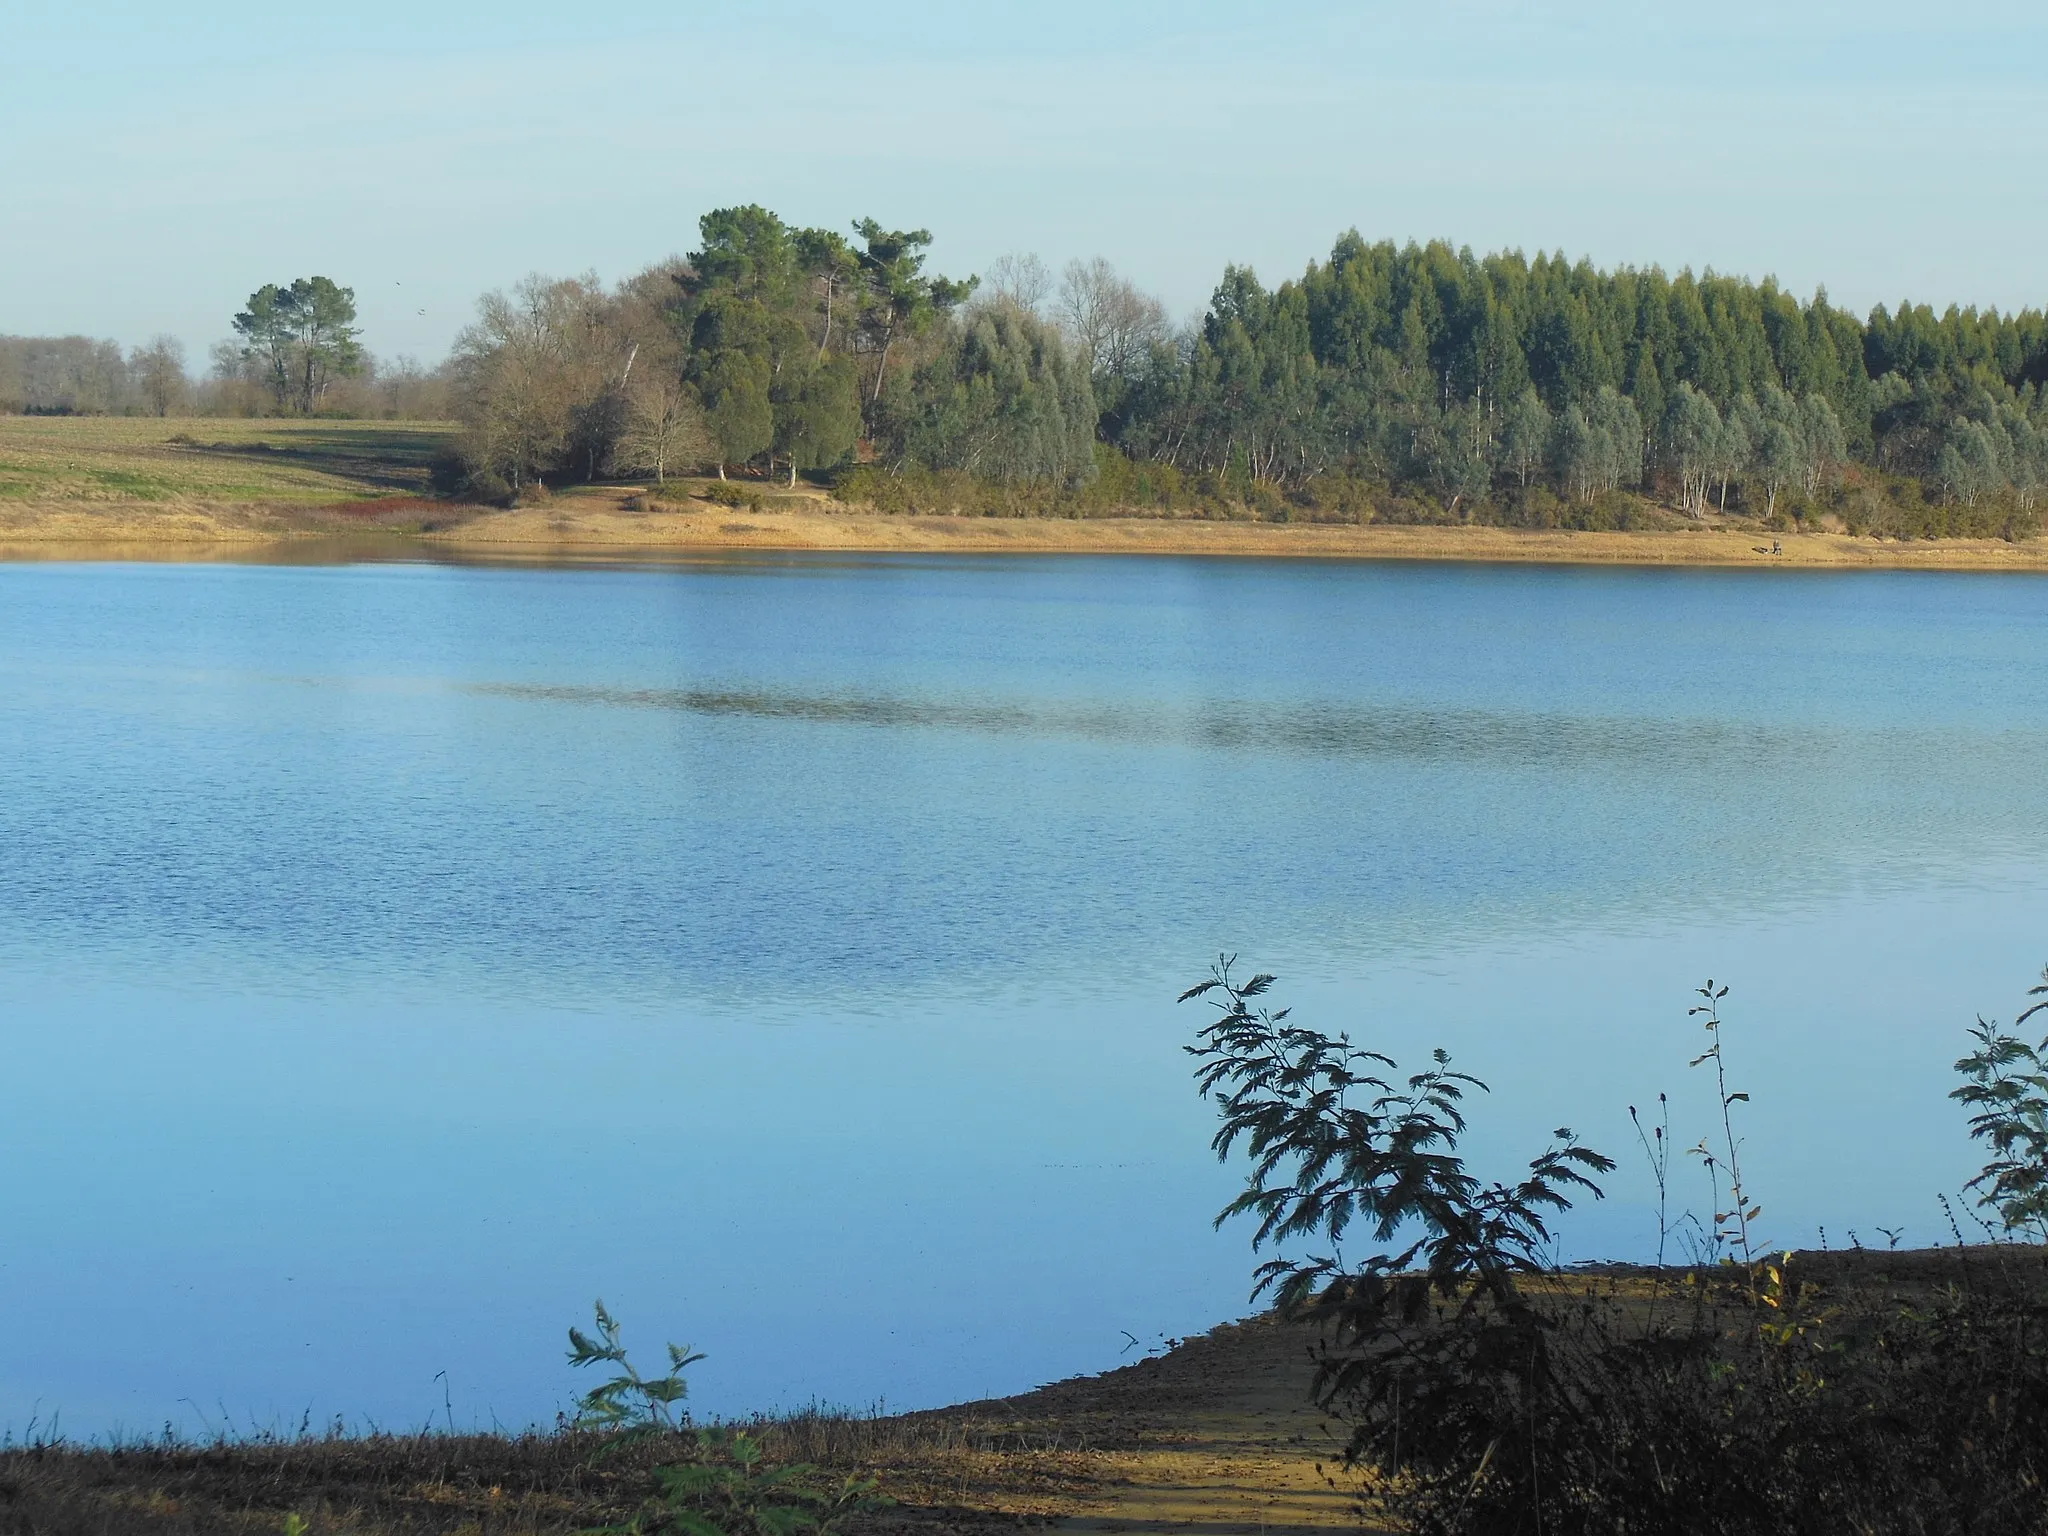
[5,0,2045,369]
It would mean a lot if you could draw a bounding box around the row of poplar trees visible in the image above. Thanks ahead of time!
[1108,237,2048,514]
[450,209,2048,514]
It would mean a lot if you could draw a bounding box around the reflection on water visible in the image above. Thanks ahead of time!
[471,674,2048,770]
[1,554,2046,1436]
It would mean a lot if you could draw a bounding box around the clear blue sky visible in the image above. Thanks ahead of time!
[5,0,2045,367]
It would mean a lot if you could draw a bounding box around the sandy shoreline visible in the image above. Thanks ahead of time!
[5,493,2048,570]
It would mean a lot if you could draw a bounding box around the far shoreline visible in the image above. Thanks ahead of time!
[6,491,2048,571]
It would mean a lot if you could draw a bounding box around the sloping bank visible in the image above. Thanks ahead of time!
[420,495,2048,569]
[7,493,2048,570]
[0,1314,1362,1536]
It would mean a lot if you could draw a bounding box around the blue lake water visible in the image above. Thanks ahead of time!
[3,552,2047,1438]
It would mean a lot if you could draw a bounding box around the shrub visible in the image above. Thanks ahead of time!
[1954,978,2048,1241]
[591,1429,887,1536]
[564,1303,888,1536]
[1290,472,1381,524]
[1088,445,1194,515]
[1186,960,2048,1535]
[1369,492,1461,527]
[697,482,763,512]
[1240,480,1286,520]
[1488,484,1565,529]
[568,1299,704,1443]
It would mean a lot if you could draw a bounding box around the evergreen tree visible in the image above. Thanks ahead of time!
[1554,405,1599,503]
[699,349,773,475]
[889,304,1095,486]
[1938,418,2005,506]
[231,276,363,413]
[773,354,860,482]
[852,219,976,416]
[1590,387,1642,491]
[1755,387,1809,518]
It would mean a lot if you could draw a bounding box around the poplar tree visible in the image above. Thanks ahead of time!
[1799,393,1847,495]
[1661,383,1722,516]
[1755,386,1810,517]
[1501,387,1552,488]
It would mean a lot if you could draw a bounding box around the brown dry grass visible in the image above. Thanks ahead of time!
[7,1250,2040,1536]
[0,1315,1362,1536]
[426,489,2048,569]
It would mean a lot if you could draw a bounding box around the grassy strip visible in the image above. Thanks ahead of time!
[0,419,458,505]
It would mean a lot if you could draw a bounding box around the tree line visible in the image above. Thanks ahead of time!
[437,208,2048,533]
[12,214,2048,533]
[1100,237,2048,528]
[0,334,196,417]
[1,277,444,421]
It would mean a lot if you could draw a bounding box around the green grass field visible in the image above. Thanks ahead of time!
[0,417,457,504]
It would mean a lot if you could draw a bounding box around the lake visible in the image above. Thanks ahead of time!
[3,552,2045,1439]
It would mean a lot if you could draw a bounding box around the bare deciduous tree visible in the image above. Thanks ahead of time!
[1058,257,1169,387]
[618,372,712,485]
[983,253,1053,314]
[370,354,452,419]
[130,335,188,417]
[0,336,132,413]
[450,276,586,496]
[449,271,684,495]
[199,340,269,416]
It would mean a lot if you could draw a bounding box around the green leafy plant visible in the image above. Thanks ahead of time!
[568,1300,705,1441]
[1183,956,1617,1530]
[566,1305,889,1536]
[1953,974,2048,1241]
[1183,958,1612,1311]
[589,1428,887,1536]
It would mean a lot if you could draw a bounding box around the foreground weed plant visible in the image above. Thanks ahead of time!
[1954,972,2048,1241]
[1187,956,2048,1535]
[587,1429,887,1536]
[569,1300,705,1443]
[566,1305,889,1536]
[1182,957,1610,1309]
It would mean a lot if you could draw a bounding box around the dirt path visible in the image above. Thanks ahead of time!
[866,1315,1371,1536]
[0,1314,1374,1536]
